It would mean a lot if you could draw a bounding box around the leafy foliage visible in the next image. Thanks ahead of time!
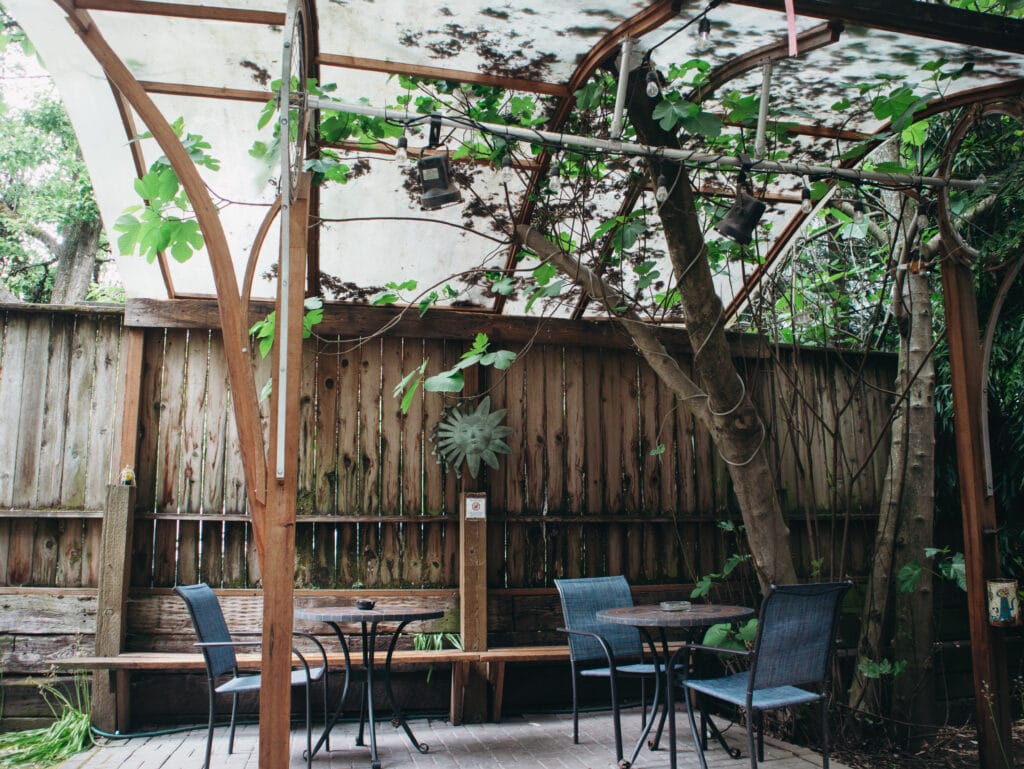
[114,117,218,263]
[702,618,758,650]
[897,547,967,593]
[393,333,517,414]
[857,658,907,680]
[0,68,105,301]
[0,678,93,767]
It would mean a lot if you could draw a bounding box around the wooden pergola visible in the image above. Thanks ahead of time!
[8,2,1024,766]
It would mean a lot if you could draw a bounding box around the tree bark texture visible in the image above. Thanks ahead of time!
[50,217,102,304]
[525,73,798,589]
[849,141,934,733]
[890,254,936,738]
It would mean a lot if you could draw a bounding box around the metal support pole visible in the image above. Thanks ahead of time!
[306,96,986,191]
[754,58,772,159]
[610,37,636,140]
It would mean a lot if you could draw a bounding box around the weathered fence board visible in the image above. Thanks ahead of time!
[0,304,892,596]
[0,315,29,508]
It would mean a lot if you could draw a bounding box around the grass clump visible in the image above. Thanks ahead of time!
[0,678,93,768]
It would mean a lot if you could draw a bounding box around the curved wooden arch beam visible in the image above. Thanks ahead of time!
[499,12,843,316]
[724,79,1024,321]
[54,3,269,530]
[493,0,683,314]
[570,22,844,321]
[243,197,282,314]
[687,21,842,102]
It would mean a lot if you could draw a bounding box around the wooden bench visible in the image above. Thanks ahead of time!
[56,643,687,725]
[55,648,474,673]
[55,647,567,724]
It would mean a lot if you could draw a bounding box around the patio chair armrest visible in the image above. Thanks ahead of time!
[194,640,262,649]
[291,631,329,671]
[685,642,752,658]
[557,627,618,671]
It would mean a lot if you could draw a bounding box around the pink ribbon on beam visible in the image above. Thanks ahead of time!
[785,0,798,56]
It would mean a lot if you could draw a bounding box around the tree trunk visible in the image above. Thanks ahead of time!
[520,74,798,589]
[624,72,796,589]
[890,254,936,741]
[848,141,935,734]
[50,216,102,304]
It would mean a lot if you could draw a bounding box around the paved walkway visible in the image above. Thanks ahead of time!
[57,709,846,769]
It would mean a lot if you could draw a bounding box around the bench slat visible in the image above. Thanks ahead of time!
[54,648,479,671]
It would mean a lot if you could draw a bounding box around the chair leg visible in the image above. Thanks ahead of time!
[683,688,709,769]
[322,670,331,752]
[640,677,648,729]
[227,692,239,755]
[304,682,313,769]
[746,709,758,769]
[203,687,216,769]
[570,670,580,745]
[756,711,764,761]
[608,674,625,768]
[821,700,830,769]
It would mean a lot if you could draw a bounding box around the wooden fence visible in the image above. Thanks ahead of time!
[0,302,895,717]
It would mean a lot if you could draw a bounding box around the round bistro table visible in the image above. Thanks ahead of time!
[596,604,754,769]
[295,604,444,769]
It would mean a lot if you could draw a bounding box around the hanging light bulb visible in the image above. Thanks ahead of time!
[800,183,813,214]
[852,199,866,224]
[548,164,562,194]
[500,154,515,183]
[655,174,669,203]
[395,135,409,164]
[696,17,712,53]
[645,70,660,99]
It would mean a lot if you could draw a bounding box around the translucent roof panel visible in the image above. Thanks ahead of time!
[5,0,1024,311]
[316,1,645,84]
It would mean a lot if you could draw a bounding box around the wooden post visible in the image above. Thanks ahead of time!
[257,181,308,769]
[90,327,145,731]
[941,258,1011,769]
[456,491,489,723]
[92,484,135,732]
[453,363,490,723]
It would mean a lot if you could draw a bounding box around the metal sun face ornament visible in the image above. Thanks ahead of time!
[432,396,513,479]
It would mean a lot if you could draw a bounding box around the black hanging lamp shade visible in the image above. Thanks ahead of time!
[714,188,765,245]
[417,153,463,210]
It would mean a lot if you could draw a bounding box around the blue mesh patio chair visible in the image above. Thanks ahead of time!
[175,583,329,769]
[555,576,665,769]
[679,581,852,769]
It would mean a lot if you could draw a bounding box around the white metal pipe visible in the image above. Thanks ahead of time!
[275,12,294,481]
[306,96,986,190]
[754,58,772,159]
[610,37,635,140]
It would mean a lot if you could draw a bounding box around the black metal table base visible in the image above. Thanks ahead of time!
[310,619,429,769]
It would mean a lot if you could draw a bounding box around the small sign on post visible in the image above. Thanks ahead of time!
[464,492,487,520]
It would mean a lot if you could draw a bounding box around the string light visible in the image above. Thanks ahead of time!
[852,199,866,224]
[696,17,712,53]
[548,163,562,193]
[645,70,661,99]
[655,174,669,203]
[500,154,514,182]
[395,135,409,163]
[800,181,813,214]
